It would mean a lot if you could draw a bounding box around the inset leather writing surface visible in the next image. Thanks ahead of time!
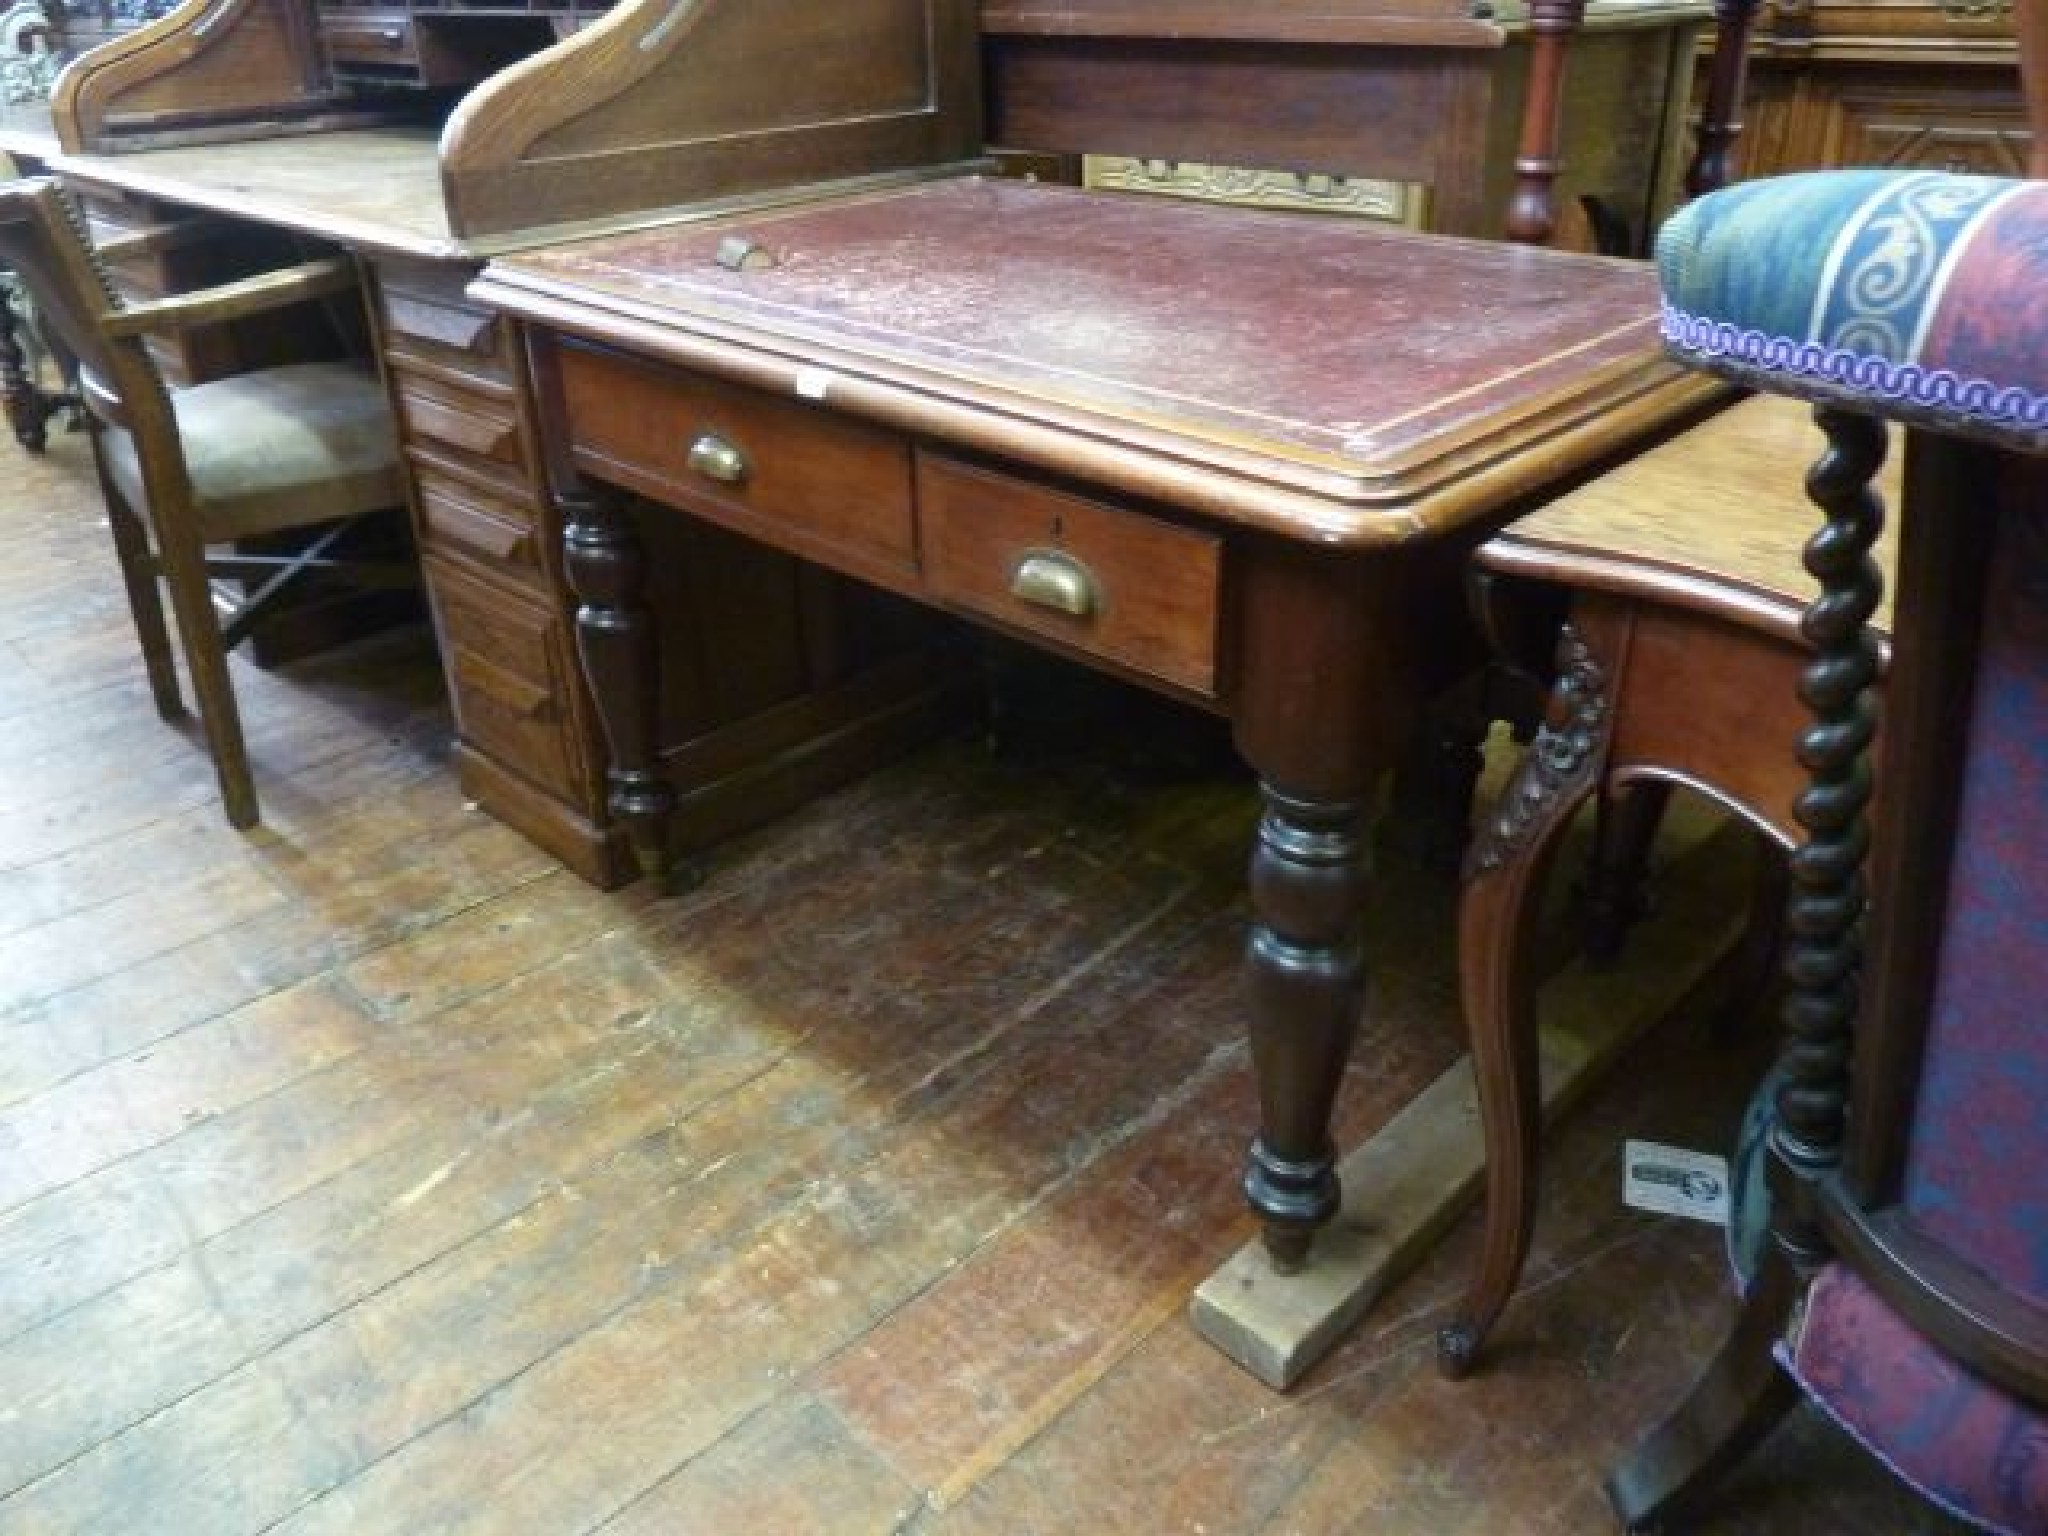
[484,178,1687,539]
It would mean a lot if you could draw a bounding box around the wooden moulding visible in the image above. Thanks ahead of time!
[54,0,985,243]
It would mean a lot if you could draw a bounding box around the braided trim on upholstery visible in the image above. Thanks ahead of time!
[1661,300,2048,451]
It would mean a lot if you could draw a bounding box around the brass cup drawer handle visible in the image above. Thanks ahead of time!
[686,431,748,484]
[1009,548,1098,618]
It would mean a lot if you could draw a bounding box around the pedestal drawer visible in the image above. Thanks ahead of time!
[556,343,918,586]
[396,374,526,477]
[426,556,583,801]
[376,260,512,388]
[918,454,1222,698]
[413,465,542,577]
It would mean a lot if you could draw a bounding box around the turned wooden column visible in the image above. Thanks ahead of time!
[1231,538,1438,1269]
[1504,0,1589,245]
[1686,0,1763,197]
[1769,405,1886,1272]
[560,483,676,880]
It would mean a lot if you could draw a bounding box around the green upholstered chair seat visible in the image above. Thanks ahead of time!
[1656,170,2048,452]
[101,360,404,543]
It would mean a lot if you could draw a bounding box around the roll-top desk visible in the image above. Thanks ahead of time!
[25,0,986,884]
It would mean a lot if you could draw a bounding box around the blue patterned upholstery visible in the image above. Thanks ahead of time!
[1656,171,2048,451]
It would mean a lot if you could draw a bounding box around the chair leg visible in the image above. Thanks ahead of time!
[1384,674,1491,873]
[154,529,260,829]
[1580,779,1674,966]
[1440,621,1614,1378]
[98,477,184,720]
[1604,1246,1802,1533]
[1708,833,1790,1045]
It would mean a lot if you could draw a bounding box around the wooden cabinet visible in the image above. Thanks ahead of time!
[1720,0,2031,175]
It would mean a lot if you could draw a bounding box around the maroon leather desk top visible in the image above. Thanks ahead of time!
[478,177,1716,544]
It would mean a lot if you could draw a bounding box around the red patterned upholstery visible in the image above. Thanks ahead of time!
[1901,496,2048,1309]
[1790,1266,2048,1534]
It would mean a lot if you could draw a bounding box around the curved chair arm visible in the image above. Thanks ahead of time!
[102,256,360,340]
[89,219,216,264]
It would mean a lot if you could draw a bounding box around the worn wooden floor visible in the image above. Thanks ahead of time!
[1,428,1965,1534]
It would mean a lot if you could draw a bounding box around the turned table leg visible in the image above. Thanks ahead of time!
[1243,785,1373,1269]
[1232,540,1443,1268]
[561,483,677,880]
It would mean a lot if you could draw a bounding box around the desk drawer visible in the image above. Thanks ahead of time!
[395,375,524,472]
[413,464,541,577]
[322,12,419,69]
[426,556,581,800]
[557,345,917,583]
[918,455,1222,698]
[375,261,510,387]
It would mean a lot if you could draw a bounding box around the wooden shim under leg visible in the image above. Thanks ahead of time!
[1191,825,1755,1389]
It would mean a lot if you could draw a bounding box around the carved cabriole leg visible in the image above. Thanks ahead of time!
[1232,540,1433,1270]
[1604,408,1885,1532]
[561,484,676,882]
[1438,619,1613,1378]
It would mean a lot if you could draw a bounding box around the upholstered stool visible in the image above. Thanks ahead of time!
[1602,166,2048,1533]
[1435,392,1899,1380]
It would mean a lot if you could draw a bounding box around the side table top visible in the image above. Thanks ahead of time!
[1480,392,1899,637]
[476,177,1725,546]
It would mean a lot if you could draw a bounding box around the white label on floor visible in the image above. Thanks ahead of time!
[1622,1139,1731,1226]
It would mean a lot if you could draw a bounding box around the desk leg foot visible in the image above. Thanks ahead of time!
[562,485,676,882]
[1243,784,1370,1267]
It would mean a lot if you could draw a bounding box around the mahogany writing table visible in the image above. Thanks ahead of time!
[473,174,1727,1362]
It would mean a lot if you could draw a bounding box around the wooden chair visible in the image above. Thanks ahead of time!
[1449,3,2048,1523]
[0,175,409,827]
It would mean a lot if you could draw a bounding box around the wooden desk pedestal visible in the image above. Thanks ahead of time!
[368,249,969,886]
[476,177,1727,1299]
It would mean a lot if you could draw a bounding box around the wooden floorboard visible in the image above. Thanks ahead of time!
[0,428,1969,1533]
